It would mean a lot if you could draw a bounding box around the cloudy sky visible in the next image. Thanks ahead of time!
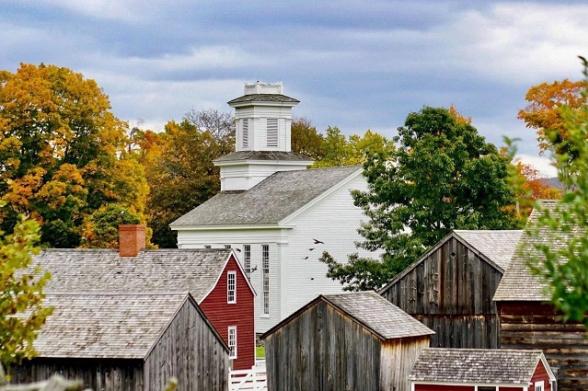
[2,1,587,176]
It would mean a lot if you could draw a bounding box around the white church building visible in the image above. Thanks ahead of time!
[171,82,373,333]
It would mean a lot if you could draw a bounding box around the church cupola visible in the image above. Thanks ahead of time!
[228,82,300,152]
[215,82,313,191]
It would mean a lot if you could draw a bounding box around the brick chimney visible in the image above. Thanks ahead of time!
[118,224,146,257]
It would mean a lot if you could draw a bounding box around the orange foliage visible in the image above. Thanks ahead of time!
[518,79,587,151]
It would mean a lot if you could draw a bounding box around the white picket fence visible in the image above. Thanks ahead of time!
[229,365,267,391]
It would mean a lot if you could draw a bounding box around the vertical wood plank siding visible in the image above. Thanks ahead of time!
[498,302,587,391]
[265,301,381,391]
[380,337,430,391]
[145,299,229,391]
[11,359,144,391]
[381,237,502,348]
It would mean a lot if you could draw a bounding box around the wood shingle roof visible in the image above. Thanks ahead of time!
[409,348,547,385]
[35,249,231,302]
[494,200,580,301]
[170,166,361,228]
[34,293,193,359]
[262,291,434,341]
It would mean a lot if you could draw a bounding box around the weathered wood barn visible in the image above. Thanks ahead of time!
[11,293,229,391]
[30,225,256,370]
[494,201,588,391]
[409,348,556,391]
[261,291,434,391]
[379,230,522,348]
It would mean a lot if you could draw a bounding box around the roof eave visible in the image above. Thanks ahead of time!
[171,224,285,231]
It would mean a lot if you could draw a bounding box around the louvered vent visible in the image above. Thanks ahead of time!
[267,118,278,147]
[242,119,249,148]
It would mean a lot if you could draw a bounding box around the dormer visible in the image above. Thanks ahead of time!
[228,82,300,152]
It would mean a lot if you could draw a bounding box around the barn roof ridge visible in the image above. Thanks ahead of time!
[379,229,522,294]
[261,291,434,341]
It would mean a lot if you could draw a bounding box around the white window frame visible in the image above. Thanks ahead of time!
[227,271,237,304]
[535,381,545,391]
[262,244,270,315]
[228,326,237,359]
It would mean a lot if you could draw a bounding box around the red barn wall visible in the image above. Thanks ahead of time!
[500,387,524,391]
[200,256,255,370]
[414,385,474,391]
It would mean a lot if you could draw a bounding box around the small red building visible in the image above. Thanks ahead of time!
[33,225,256,370]
[409,348,556,391]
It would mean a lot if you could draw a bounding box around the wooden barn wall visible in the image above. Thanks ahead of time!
[380,336,430,391]
[265,301,381,391]
[382,237,502,348]
[10,358,144,391]
[498,301,587,391]
[145,299,229,391]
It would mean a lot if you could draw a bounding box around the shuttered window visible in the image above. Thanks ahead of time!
[243,245,251,278]
[242,119,249,148]
[266,118,278,147]
[228,326,237,359]
[227,271,236,304]
[262,244,270,315]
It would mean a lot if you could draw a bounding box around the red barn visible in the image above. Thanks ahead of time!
[409,348,556,391]
[33,225,256,370]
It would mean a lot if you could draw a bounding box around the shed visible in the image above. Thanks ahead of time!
[261,291,434,391]
[409,348,556,391]
[494,201,588,390]
[379,230,522,348]
[11,293,229,391]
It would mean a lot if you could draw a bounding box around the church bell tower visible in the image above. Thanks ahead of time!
[215,82,313,191]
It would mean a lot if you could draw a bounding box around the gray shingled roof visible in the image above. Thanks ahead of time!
[454,230,523,270]
[324,292,435,340]
[34,249,231,302]
[409,348,546,385]
[171,166,361,228]
[215,151,312,163]
[227,94,299,105]
[34,293,192,359]
[494,200,579,301]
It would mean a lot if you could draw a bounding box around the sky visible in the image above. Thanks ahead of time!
[1,1,587,177]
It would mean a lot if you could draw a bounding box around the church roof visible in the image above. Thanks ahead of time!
[215,150,312,163]
[170,166,361,228]
[227,93,299,105]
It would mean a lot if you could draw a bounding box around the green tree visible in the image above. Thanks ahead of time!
[81,204,142,248]
[321,107,516,290]
[143,118,233,248]
[526,57,588,326]
[0,208,52,374]
[0,63,148,247]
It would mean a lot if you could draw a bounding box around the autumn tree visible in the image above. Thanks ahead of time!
[526,57,588,326]
[519,78,587,153]
[0,207,52,374]
[0,64,148,248]
[321,107,516,290]
[291,118,325,160]
[143,118,233,248]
